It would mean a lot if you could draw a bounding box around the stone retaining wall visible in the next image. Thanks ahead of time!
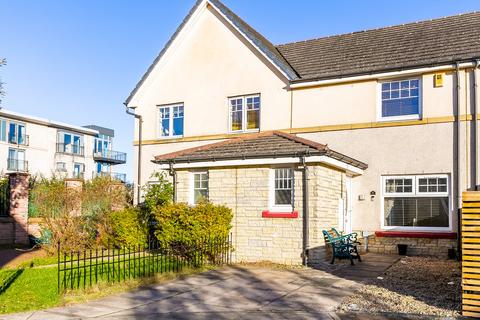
[364,235,456,258]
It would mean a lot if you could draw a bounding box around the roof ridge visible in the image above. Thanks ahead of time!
[276,11,480,47]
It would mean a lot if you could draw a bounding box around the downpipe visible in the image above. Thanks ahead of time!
[301,156,309,266]
[455,63,462,259]
[124,104,143,204]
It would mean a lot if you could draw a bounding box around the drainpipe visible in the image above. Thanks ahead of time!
[455,63,462,257]
[301,156,309,266]
[124,104,143,204]
[169,162,177,203]
[474,60,480,190]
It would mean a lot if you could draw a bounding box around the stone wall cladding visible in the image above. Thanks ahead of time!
[365,235,456,258]
[175,164,345,265]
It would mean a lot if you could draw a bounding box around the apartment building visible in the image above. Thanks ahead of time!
[125,0,480,263]
[0,109,126,182]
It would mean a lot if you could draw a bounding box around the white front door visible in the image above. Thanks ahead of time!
[344,176,353,233]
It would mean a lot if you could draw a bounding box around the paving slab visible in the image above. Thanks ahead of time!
[2,253,400,320]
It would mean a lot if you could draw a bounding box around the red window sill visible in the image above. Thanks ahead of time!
[375,231,457,239]
[262,210,298,218]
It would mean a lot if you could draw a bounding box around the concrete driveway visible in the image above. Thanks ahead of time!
[2,254,400,320]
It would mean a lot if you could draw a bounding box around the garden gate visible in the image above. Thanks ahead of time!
[461,191,480,317]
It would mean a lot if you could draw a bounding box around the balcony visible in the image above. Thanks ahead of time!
[95,171,126,183]
[56,143,85,156]
[7,159,28,172]
[93,150,126,164]
[8,134,29,146]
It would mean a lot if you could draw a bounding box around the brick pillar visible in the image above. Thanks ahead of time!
[8,172,29,245]
[65,178,83,216]
[110,182,126,212]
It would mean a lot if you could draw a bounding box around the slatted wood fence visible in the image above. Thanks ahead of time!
[462,191,480,317]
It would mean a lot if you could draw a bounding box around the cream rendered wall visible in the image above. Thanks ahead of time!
[129,5,291,141]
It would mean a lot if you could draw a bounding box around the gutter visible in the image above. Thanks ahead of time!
[455,63,462,258]
[124,104,143,204]
[289,62,477,89]
[301,156,309,266]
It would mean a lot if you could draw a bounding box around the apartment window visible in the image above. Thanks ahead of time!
[229,94,260,132]
[0,119,6,142]
[7,148,26,172]
[383,175,449,229]
[56,162,67,172]
[158,104,184,138]
[73,163,85,179]
[192,172,208,204]
[58,132,83,155]
[8,122,26,145]
[380,79,420,120]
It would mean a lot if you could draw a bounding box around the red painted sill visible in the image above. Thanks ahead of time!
[262,210,298,218]
[375,231,457,239]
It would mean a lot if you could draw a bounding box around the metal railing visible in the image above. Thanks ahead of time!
[93,150,127,163]
[56,143,85,156]
[8,134,29,146]
[95,172,126,182]
[7,159,28,172]
[58,234,233,292]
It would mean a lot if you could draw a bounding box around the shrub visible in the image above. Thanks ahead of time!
[97,207,148,249]
[142,172,173,212]
[152,201,233,260]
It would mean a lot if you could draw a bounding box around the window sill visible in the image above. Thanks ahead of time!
[262,210,298,218]
[377,114,421,122]
[375,231,457,239]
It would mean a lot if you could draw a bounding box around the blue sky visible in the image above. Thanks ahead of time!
[1,0,479,181]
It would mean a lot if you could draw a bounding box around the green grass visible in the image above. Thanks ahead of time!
[18,255,58,268]
[0,267,59,314]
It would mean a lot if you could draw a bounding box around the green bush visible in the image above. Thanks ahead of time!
[142,171,173,212]
[98,207,149,248]
[152,201,233,260]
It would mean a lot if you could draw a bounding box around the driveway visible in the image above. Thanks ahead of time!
[3,254,400,320]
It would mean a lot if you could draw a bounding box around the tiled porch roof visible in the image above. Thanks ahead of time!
[153,131,368,170]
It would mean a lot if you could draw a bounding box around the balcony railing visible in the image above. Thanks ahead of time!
[95,171,126,182]
[7,159,28,172]
[8,134,29,146]
[93,150,127,164]
[56,143,85,156]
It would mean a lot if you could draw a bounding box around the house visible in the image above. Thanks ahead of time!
[0,109,127,182]
[125,0,480,264]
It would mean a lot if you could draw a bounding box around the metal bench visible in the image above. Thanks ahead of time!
[322,228,361,265]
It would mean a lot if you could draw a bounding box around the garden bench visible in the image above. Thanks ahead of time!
[322,228,361,265]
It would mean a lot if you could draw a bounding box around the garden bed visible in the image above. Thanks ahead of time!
[339,256,461,317]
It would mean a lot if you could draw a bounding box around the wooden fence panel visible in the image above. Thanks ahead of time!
[462,191,480,317]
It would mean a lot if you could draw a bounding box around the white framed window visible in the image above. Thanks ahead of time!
[158,104,184,138]
[0,119,7,142]
[56,162,67,172]
[229,94,260,132]
[269,168,294,212]
[378,78,421,121]
[189,171,208,205]
[381,174,450,230]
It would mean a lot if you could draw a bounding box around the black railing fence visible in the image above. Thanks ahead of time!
[57,234,232,292]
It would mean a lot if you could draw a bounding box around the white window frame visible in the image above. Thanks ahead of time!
[380,174,451,231]
[157,103,184,139]
[268,168,294,212]
[189,171,209,205]
[228,94,261,133]
[377,77,422,122]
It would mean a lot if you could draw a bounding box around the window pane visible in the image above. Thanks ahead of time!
[173,117,184,136]
[275,190,292,205]
[231,110,242,131]
[247,109,259,129]
[274,168,293,205]
[384,197,449,227]
[0,120,5,141]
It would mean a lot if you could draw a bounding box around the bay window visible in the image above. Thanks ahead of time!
[382,174,450,229]
[229,94,260,132]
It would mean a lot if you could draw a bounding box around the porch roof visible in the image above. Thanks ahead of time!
[153,131,367,170]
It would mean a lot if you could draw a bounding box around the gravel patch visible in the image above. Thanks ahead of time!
[338,256,461,317]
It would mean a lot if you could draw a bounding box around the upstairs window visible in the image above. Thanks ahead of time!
[383,174,449,229]
[380,79,420,120]
[0,119,6,142]
[229,94,260,132]
[158,104,184,138]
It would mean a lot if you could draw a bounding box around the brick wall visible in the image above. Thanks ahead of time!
[175,163,345,265]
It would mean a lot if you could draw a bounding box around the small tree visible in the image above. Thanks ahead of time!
[142,171,174,212]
